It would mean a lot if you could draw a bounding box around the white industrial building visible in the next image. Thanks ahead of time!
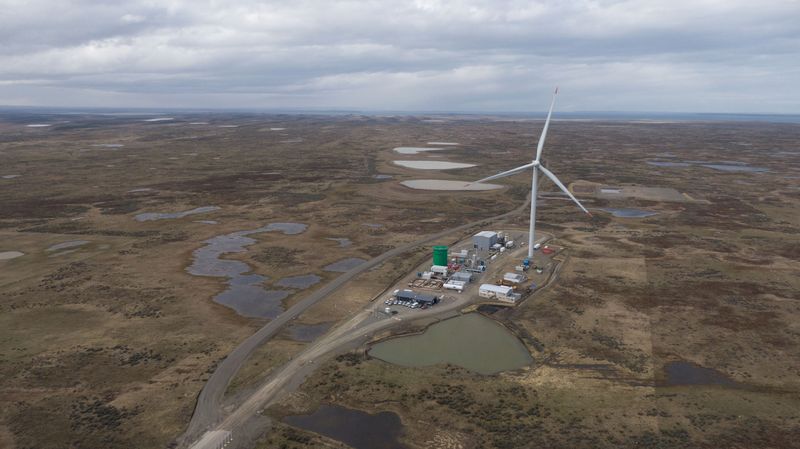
[479,283,521,303]
[473,231,498,251]
[503,272,526,284]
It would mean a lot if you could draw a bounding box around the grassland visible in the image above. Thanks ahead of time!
[1,112,799,448]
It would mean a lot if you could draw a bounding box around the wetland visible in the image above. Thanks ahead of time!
[186,223,307,318]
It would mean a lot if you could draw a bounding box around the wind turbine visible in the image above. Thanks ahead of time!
[472,87,591,258]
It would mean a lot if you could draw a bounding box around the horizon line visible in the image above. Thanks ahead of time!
[1,104,799,118]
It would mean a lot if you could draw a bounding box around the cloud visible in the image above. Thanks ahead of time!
[0,0,797,112]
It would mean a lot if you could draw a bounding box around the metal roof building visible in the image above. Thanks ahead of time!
[395,289,439,305]
[473,231,498,251]
[449,271,473,283]
[503,272,526,284]
[478,283,520,303]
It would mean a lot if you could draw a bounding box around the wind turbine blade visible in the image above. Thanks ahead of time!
[538,164,592,216]
[535,87,559,162]
[473,162,535,184]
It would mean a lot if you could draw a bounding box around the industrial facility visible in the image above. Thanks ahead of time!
[382,229,550,315]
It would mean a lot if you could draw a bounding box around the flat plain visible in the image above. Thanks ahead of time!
[1,112,799,449]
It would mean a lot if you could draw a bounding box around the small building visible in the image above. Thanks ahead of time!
[478,283,520,303]
[473,231,498,251]
[395,289,439,305]
[449,271,473,283]
[503,272,526,284]
[443,280,466,292]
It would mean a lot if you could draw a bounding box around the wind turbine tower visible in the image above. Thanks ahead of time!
[473,88,592,258]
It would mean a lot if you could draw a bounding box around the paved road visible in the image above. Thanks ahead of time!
[181,193,533,444]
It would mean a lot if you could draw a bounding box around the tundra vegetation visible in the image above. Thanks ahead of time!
[0,112,798,448]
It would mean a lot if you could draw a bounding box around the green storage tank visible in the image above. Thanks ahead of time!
[433,246,448,266]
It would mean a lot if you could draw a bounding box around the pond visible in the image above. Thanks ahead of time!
[663,361,735,387]
[369,313,532,375]
[393,160,476,170]
[700,164,769,173]
[600,208,658,218]
[0,251,25,260]
[46,240,89,252]
[2,175,21,179]
[284,405,408,449]
[263,222,308,235]
[392,147,445,155]
[400,180,502,191]
[647,161,691,167]
[186,222,307,318]
[135,206,220,222]
[323,258,367,272]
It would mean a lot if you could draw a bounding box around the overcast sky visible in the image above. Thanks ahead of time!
[1,0,798,113]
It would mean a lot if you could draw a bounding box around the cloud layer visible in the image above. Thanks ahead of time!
[1,0,798,112]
